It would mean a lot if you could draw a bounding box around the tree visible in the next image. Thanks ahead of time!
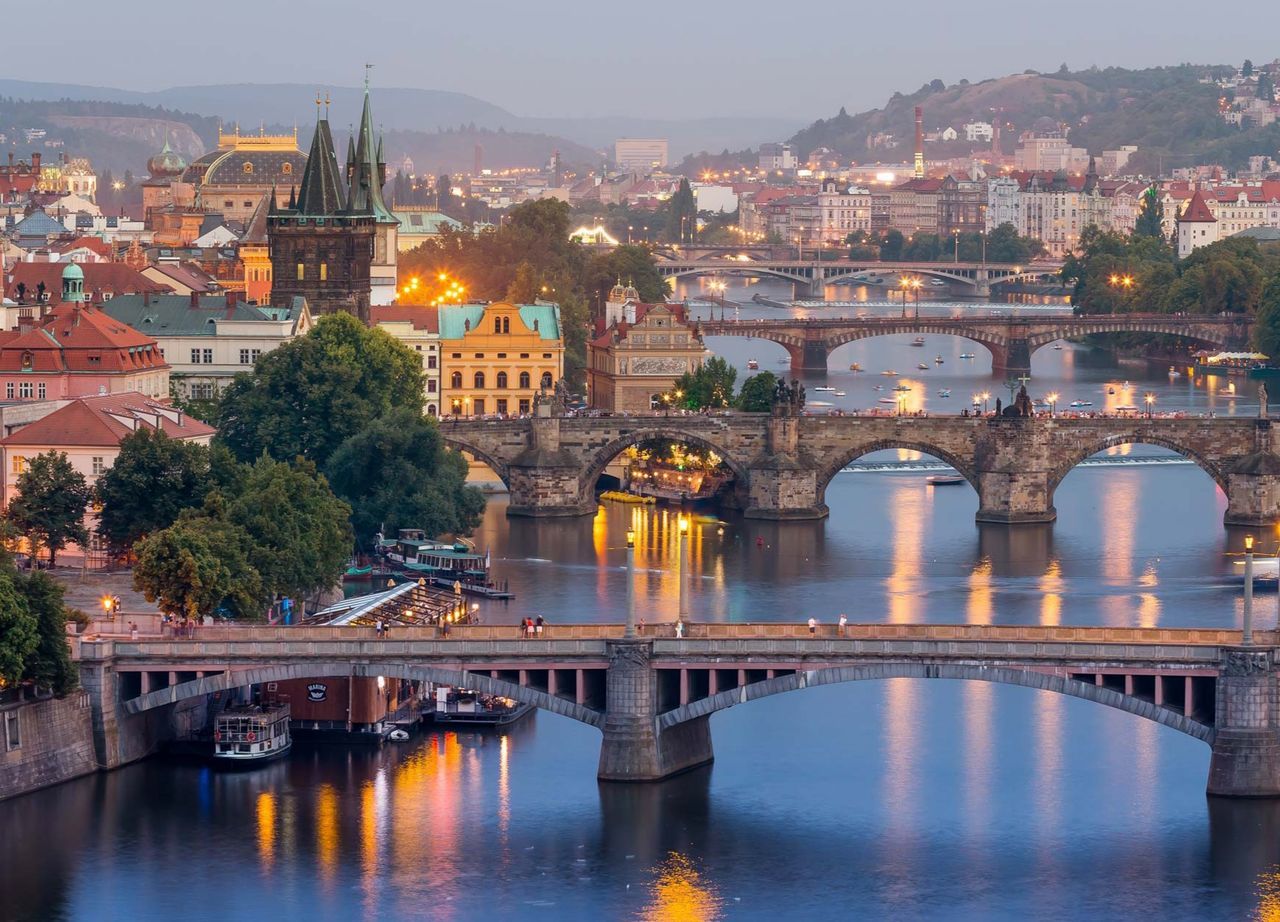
[986,223,1033,263]
[96,429,211,554]
[670,357,737,410]
[133,506,265,621]
[217,313,425,467]
[1243,59,1254,78]
[880,229,905,261]
[326,409,485,547]
[583,245,669,310]
[225,457,352,600]
[666,178,697,243]
[436,173,454,215]
[736,372,779,412]
[7,452,91,566]
[1134,186,1164,239]
[1253,276,1280,356]
[0,574,37,688]
[18,571,77,694]
[1259,73,1276,105]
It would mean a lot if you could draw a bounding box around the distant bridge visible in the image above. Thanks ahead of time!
[654,258,1062,297]
[76,623,1280,795]
[695,313,1250,375]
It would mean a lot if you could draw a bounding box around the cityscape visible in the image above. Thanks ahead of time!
[3,3,1280,919]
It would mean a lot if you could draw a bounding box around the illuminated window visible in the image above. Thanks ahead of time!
[11,455,26,475]
[296,263,304,280]
[320,263,327,281]
[242,162,254,174]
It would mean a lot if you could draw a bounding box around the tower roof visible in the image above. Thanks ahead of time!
[295,116,346,216]
[1180,188,1217,223]
[345,84,395,222]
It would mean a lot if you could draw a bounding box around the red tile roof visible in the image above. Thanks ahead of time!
[4,262,166,306]
[0,303,166,374]
[370,305,440,332]
[1,395,214,448]
[1180,188,1217,223]
[49,236,113,259]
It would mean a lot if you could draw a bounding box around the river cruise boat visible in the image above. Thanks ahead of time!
[960,353,975,360]
[1196,351,1270,377]
[813,386,836,392]
[911,337,926,347]
[937,389,951,398]
[379,529,511,598]
[881,369,898,376]
[917,362,929,370]
[429,686,533,727]
[746,359,759,370]
[214,703,291,766]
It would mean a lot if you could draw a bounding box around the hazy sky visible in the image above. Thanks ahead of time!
[6,0,1275,120]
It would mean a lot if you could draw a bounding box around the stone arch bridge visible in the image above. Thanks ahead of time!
[74,624,1280,796]
[443,413,1280,526]
[695,314,1250,376]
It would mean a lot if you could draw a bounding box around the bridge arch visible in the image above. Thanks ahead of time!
[814,439,980,507]
[657,663,1213,742]
[578,426,751,504]
[442,434,511,488]
[120,661,605,727]
[658,265,813,286]
[1047,434,1228,495]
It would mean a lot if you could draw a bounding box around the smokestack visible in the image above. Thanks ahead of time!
[474,143,483,177]
[914,106,924,180]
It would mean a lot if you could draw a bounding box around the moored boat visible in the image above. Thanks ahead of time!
[926,474,965,486]
[910,337,926,347]
[960,353,975,360]
[747,358,759,370]
[214,703,291,767]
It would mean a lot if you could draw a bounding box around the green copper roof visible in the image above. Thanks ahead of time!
[438,304,561,342]
[346,88,395,222]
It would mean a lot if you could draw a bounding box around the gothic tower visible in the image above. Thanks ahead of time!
[346,76,398,306]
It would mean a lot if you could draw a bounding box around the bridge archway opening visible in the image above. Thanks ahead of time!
[584,435,745,507]
[827,334,998,374]
[816,442,981,510]
[442,439,511,492]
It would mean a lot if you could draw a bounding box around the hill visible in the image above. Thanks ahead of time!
[785,64,1280,172]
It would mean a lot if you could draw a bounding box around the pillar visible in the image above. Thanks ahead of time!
[744,418,826,519]
[506,416,595,517]
[1207,647,1280,797]
[990,337,1031,378]
[973,418,1057,525]
[1224,452,1280,527]
[798,339,830,372]
[597,640,714,782]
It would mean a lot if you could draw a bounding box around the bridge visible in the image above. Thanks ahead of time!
[73,623,1280,796]
[654,258,1061,298]
[694,313,1250,376]
[443,413,1280,525]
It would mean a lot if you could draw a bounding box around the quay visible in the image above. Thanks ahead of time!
[72,622,1280,796]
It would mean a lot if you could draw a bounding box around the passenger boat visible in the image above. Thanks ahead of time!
[380,529,512,598]
[1235,557,1280,583]
[1069,400,1093,408]
[878,397,897,404]
[935,355,944,364]
[937,389,951,398]
[834,390,847,397]
[960,353,975,360]
[926,474,965,486]
[747,359,759,370]
[910,337,926,347]
[849,363,862,372]
[917,363,929,370]
[881,369,898,376]
[873,385,884,391]
[814,386,836,392]
[893,384,912,392]
[214,703,291,766]
[429,686,534,727]
[1053,344,1064,351]
[1115,404,1139,412]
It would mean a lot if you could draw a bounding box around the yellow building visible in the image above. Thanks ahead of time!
[439,302,563,417]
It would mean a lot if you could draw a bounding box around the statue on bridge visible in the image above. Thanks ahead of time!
[772,377,806,416]
[1001,385,1035,418]
[1260,383,1269,419]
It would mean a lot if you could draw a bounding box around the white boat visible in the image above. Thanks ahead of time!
[917,363,929,370]
[881,369,898,376]
[1069,400,1093,408]
[1168,365,1181,378]
[834,391,847,397]
[1115,404,1139,411]
[960,353,975,360]
[214,703,291,766]
[747,359,759,370]
[938,389,952,398]
[910,337,926,347]
[814,386,836,392]
[1053,344,1064,351]
[777,359,790,366]
[927,474,965,485]
[849,363,862,372]
[878,397,897,404]
[873,385,884,391]
[389,728,411,741]
[929,278,947,286]
[1236,557,1280,581]
[893,384,912,392]
[935,355,944,364]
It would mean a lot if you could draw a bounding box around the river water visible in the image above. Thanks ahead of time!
[4,278,1279,921]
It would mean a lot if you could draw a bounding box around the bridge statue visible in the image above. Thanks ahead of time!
[1261,383,1269,419]
[771,378,806,417]
[1001,384,1035,418]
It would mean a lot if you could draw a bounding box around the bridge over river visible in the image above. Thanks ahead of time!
[74,623,1280,796]
[443,413,1280,525]
[694,313,1249,375]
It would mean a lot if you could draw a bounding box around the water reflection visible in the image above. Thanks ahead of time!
[638,852,723,922]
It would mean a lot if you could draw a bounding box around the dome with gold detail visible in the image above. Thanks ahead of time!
[147,138,187,179]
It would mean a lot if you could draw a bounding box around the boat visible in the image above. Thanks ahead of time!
[1107,387,1116,395]
[910,337,926,347]
[389,728,411,742]
[873,385,884,391]
[1235,557,1280,582]
[1053,344,1064,351]
[834,391,847,397]
[776,359,791,366]
[881,369,898,376]
[1115,404,1139,412]
[343,563,374,581]
[937,389,952,398]
[960,353,975,360]
[893,384,911,392]
[878,397,897,404]
[917,363,929,370]
[814,386,836,392]
[935,355,944,364]
[428,687,534,727]
[929,278,947,286]
[1168,366,1182,378]
[926,475,965,486]
[600,490,656,505]
[1069,400,1093,408]
[380,529,512,599]
[747,359,759,370]
[214,703,291,767]
[849,363,862,372]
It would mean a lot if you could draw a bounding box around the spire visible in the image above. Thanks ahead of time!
[294,107,345,216]
[1083,155,1099,194]
[345,76,395,221]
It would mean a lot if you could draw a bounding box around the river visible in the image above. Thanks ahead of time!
[2,278,1276,921]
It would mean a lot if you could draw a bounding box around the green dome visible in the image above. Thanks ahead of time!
[61,262,84,281]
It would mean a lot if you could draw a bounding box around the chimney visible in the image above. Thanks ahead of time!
[31,152,41,172]
[914,106,925,180]
[17,308,34,331]
[189,290,200,309]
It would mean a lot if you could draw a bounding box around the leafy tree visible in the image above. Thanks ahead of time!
[1243,59,1254,78]
[326,409,486,547]
[0,574,37,688]
[225,457,352,600]
[7,452,91,566]
[133,505,266,621]
[880,229,905,261]
[18,571,77,694]
[436,173,454,215]
[904,233,942,261]
[985,223,1035,263]
[217,313,425,467]
[1253,276,1280,356]
[96,429,211,554]
[670,356,737,410]
[736,371,779,412]
[584,245,669,310]
[666,178,697,243]
[1259,73,1276,104]
[1134,186,1164,239]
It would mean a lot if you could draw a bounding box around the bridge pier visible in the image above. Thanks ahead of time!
[973,419,1057,524]
[1208,648,1280,798]
[507,416,596,518]
[990,338,1032,380]
[598,640,714,782]
[1224,452,1280,527]
[797,340,830,373]
[744,417,828,520]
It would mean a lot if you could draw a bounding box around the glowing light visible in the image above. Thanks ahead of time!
[255,791,276,868]
[639,852,723,922]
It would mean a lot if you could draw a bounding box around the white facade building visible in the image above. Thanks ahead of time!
[614,139,669,173]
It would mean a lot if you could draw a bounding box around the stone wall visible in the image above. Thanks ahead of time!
[0,693,98,802]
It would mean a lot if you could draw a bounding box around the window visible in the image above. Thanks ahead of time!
[427,379,437,393]
[242,161,254,173]
[320,263,327,281]
[502,317,510,334]
[282,162,293,175]
[473,399,485,415]
[296,263,304,280]
[451,353,462,359]
[518,371,530,389]
[540,372,553,389]
[450,371,462,389]
[474,353,484,359]
[427,354,437,370]
[496,398,508,415]
[542,353,552,359]
[92,456,105,476]
[494,316,502,334]
[520,353,529,359]
[191,383,215,400]
[5,712,18,751]
[37,383,45,399]
[518,398,530,415]
[18,382,32,399]
[191,348,201,364]
[5,383,12,399]
[496,372,508,389]
[473,371,485,389]
[240,349,252,364]
[202,349,212,364]
[11,456,26,475]
[426,404,437,416]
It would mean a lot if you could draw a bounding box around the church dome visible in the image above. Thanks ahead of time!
[147,138,187,179]
[622,282,640,301]
[608,280,628,302]
[61,262,84,282]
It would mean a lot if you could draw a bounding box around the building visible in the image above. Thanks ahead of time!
[0,394,214,565]
[936,176,987,237]
[1014,128,1090,174]
[438,302,563,417]
[102,292,310,400]
[393,208,461,252]
[0,264,169,402]
[1177,188,1220,258]
[964,121,994,144]
[759,143,797,172]
[889,178,944,234]
[986,176,1021,231]
[268,110,375,321]
[4,261,167,308]
[818,180,872,242]
[587,293,705,412]
[181,127,305,224]
[370,305,441,416]
[1017,170,1085,258]
[344,84,398,306]
[614,139,669,173]
[0,152,43,202]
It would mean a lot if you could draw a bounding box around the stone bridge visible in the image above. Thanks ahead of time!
[655,258,1061,298]
[442,413,1280,525]
[73,623,1280,795]
[695,314,1250,375]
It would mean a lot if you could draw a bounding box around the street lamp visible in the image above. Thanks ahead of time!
[624,527,637,638]
[677,515,690,620]
[1046,391,1059,416]
[1244,534,1256,645]
[1144,392,1156,418]
[981,391,991,414]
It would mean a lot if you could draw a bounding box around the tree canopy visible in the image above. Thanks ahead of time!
[668,357,737,410]
[96,429,212,554]
[736,371,779,412]
[7,452,92,566]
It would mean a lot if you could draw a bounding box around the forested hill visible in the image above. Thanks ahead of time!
[788,64,1280,172]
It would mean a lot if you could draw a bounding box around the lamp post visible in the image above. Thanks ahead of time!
[1244,534,1255,645]
[1144,392,1155,418]
[624,527,637,638]
[981,390,991,414]
[1046,391,1059,417]
[677,515,690,620]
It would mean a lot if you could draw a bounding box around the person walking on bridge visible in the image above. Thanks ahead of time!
[838,613,847,636]
[808,617,817,636]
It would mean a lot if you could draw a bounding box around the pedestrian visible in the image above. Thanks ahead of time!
[675,619,684,639]
[838,613,848,636]
[130,621,138,640]
[524,617,534,638]
[535,614,544,637]
[807,616,816,635]
[639,617,646,635]
[375,620,383,638]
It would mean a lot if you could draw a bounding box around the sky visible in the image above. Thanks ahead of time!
[5,0,1276,121]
